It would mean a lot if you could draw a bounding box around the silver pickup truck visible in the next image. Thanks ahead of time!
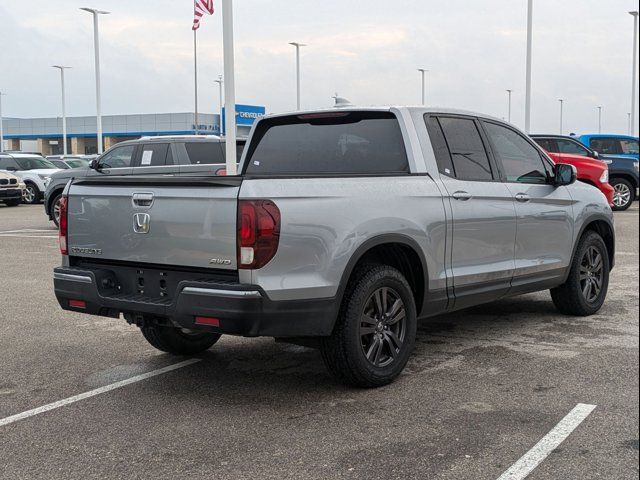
[53,107,615,387]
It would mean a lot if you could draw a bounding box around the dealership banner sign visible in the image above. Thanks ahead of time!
[222,104,266,132]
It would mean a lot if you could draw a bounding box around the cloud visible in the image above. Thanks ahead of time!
[1,0,638,134]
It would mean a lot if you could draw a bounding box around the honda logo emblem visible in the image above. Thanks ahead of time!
[133,213,151,234]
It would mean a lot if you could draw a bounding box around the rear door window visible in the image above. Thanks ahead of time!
[138,143,170,167]
[437,117,494,181]
[0,158,20,170]
[621,139,639,154]
[244,112,408,175]
[184,142,225,164]
[425,116,455,177]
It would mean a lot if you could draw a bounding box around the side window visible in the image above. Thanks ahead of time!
[438,117,494,181]
[621,139,639,155]
[139,143,169,167]
[425,116,455,177]
[184,142,225,164]
[590,138,620,155]
[533,138,558,153]
[557,139,590,156]
[0,158,19,170]
[483,122,549,184]
[99,145,135,169]
[165,146,175,165]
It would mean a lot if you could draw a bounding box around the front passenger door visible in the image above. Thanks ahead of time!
[481,121,574,290]
[426,115,517,309]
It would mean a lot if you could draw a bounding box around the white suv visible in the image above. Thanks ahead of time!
[0,153,61,204]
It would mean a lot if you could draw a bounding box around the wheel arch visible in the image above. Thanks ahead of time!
[46,186,65,216]
[335,234,429,320]
[609,173,638,191]
[564,215,615,283]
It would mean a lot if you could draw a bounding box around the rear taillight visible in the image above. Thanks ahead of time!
[59,196,68,255]
[237,200,280,269]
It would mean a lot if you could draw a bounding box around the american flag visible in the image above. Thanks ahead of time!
[192,0,214,30]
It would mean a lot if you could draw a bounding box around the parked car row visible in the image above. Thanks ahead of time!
[531,134,639,210]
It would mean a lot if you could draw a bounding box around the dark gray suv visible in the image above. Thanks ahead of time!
[44,135,245,226]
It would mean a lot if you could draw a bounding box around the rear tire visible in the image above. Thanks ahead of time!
[551,231,610,316]
[610,178,634,211]
[320,264,417,388]
[141,324,221,355]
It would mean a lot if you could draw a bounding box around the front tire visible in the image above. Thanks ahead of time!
[551,231,610,316]
[141,324,221,355]
[320,264,417,388]
[610,178,634,211]
[22,182,41,204]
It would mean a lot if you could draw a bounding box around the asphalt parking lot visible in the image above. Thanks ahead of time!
[0,203,638,480]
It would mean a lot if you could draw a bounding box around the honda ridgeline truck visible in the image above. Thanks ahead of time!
[53,107,615,387]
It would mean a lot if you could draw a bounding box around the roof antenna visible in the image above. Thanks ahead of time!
[332,93,352,108]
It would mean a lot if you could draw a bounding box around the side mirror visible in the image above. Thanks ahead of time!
[89,159,100,170]
[554,163,577,186]
[592,151,600,159]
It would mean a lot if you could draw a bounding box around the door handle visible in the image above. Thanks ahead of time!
[132,192,154,208]
[452,191,472,201]
[515,193,530,203]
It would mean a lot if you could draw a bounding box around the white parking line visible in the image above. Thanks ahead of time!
[0,234,58,238]
[0,229,55,233]
[0,359,201,428]
[497,403,597,480]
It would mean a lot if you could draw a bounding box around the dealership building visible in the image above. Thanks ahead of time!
[1,104,265,155]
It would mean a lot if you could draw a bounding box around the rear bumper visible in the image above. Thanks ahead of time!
[53,266,337,337]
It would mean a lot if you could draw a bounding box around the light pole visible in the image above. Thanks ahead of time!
[630,11,638,136]
[52,66,71,156]
[628,113,632,135]
[506,89,513,122]
[524,0,533,133]
[0,92,4,153]
[214,74,223,135]
[80,7,109,154]
[289,42,306,110]
[597,106,603,134]
[221,0,237,175]
[418,69,429,106]
[558,99,564,135]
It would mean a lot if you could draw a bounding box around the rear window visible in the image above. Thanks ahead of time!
[244,112,408,175]
[184,142,225,164]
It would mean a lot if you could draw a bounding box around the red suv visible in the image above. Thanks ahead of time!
[532,137,614,206]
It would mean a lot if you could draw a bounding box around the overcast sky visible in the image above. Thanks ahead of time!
[1,0,638,134]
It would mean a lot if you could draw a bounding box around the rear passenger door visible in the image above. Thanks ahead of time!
[426,115,516,308]
[130,142,175,175]
[481,121,574,289]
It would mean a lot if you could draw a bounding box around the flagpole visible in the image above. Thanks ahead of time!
[221,0,237,175]
[193,26,199,135]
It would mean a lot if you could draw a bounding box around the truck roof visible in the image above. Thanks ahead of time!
[260,105,506,123]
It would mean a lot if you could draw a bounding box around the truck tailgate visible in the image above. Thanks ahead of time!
[66,176,240,270]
